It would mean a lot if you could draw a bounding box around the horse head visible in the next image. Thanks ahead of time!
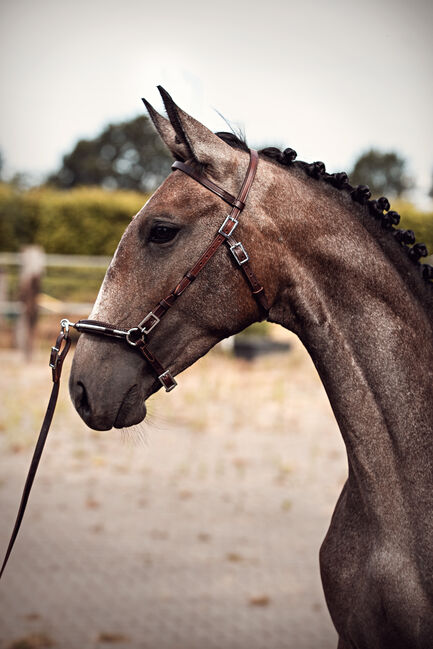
[69,88,278,430]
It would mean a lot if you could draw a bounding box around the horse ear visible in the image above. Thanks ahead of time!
[141,97,191,162]
[157,86,237,179]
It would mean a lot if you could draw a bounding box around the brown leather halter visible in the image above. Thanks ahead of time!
[69,149,267,391]
[0,148,268,579]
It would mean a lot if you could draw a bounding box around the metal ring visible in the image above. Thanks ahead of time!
[126,327,144,346]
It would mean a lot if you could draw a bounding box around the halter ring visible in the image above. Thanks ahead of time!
[126,327,146,346]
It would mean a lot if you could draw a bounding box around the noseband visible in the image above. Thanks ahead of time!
[64,148,268,392]
[0,149,268,578]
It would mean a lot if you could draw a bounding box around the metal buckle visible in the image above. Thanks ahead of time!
[218,215,238,238]
[138,311,160,334]
[158,370,177,392]
[230,241,249,265]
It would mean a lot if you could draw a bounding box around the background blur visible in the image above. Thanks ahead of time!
[0,1,432,648]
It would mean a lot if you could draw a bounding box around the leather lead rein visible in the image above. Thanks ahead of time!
[0,325,71,579]
[0,149,268,578]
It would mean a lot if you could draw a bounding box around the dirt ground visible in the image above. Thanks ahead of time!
[0,327,346,649]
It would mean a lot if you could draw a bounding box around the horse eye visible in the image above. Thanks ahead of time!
[149,224,179,244]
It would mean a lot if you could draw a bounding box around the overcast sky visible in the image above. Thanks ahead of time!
[1,0,432,204]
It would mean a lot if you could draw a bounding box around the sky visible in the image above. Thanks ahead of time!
[1,0,432,204]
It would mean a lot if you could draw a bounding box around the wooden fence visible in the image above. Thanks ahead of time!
[0,249,110,316]
[0,247,110,357]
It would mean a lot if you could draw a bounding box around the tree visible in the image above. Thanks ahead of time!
[349,149,413,198]
[47,115,172,192]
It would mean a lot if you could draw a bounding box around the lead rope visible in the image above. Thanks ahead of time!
[0,320,71,579]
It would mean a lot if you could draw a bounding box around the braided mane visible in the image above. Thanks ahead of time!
[216,131,433,299]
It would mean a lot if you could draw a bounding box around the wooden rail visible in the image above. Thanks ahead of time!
[0,252,111,268]
[0,249,110,321]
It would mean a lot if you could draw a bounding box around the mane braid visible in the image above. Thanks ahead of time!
[216,132,433,298]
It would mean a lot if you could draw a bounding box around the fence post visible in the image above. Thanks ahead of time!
[0,268,6,328]
[16,245,45,359]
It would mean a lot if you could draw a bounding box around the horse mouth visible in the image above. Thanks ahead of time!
[72,381,147,431]
[114,384,147,429]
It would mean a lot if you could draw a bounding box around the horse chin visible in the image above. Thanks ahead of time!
[110,381,148,429]
[76,401,147,432]
[113,399,147,429]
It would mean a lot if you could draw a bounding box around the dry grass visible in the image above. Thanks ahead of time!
[0,325,345,649]
[7,634,54,649]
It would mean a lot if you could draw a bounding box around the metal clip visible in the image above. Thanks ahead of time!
[50,318,71,369]
[49,319,73,381]
[60,318,72,339]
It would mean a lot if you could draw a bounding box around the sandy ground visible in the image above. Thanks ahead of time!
[0,327,346,649]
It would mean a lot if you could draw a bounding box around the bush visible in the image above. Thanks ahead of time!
[0,184,148,255]
[0,183,38,251]
[0,183,431,260]
[393,201,433,255]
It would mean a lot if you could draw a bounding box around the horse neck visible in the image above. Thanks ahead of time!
[266,167,433,528]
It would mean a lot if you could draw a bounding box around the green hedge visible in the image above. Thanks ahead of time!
[0,183,432,258]
[393,201,433,255]
[0,184,148,255]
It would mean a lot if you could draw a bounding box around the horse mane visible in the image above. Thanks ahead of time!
[216,131,433,311]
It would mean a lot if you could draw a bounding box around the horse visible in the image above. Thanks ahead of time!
[69,87,433,648]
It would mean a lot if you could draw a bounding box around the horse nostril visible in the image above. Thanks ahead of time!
[75,380,91,416]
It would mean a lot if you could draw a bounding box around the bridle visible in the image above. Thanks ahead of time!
[0,148,268,578]
[67,149,268,391]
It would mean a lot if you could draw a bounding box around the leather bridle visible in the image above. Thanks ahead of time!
[64,149,267,391]
[0,148,268,578]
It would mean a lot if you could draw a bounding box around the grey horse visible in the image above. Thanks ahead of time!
[70,88,433,648]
